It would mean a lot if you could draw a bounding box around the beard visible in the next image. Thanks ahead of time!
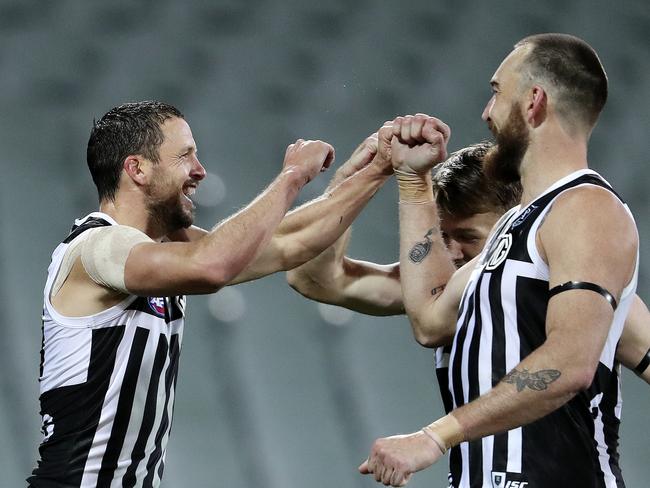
[483,102,530,184]
[146,177,194,234]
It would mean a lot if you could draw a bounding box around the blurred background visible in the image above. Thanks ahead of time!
[0,0,648,486]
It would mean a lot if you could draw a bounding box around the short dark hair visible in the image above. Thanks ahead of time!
[87,101,183,202]
[433,141,522,217]
[515,33,608,128]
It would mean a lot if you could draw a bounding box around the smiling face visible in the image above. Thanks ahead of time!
[145,117,206,233]
[481,46,532,183]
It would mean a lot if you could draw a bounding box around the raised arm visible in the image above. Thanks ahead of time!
[123,140,334,296]
[616,295,650,384]
[388,114,466,346]
[228,132,392,284]
[286,134,403,315]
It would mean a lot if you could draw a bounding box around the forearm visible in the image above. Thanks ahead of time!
[398,172,456,344]
[193,169,305,287]
[232,164,390,284]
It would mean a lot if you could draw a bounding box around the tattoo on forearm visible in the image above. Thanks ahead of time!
[502,368,561,392]
[409,229,434,263]
[431,285,446,296]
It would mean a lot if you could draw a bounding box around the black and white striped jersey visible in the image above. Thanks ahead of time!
[28,213,186,488]
[447,170,637,488]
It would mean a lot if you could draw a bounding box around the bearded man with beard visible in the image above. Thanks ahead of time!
[360,34,639,488]
[28,101,395,487]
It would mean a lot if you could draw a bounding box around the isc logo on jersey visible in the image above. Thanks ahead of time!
[491,471,528,488]
[148,297,166,317]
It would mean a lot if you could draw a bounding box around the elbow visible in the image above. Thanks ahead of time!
[286,269,320,299]
[565,365,598,393]
[197,260,245,293]
[286,269,305,293]
[410,317,451,348]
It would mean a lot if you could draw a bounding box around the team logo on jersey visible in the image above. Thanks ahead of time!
[148,297,166,317]
[491,471,528,488]
[511,205,537,228]
[485,233,512,271]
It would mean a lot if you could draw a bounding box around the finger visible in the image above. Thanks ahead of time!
[400,115,413,144]
[389,468,404,487]
[422,120,446,147]
[366,133,379,154]
[374,464,385,483]
[382,466,395,486]
[410,114,427,142]
[396,473,412,487]
[423,117,451,143]
[378,124,394,154]
[358,459,370,474]
[391,117,404,139]
[322,143,335,170]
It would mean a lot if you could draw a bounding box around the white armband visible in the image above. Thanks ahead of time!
[80,225,153,294]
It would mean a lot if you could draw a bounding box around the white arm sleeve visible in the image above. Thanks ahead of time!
[80,225,153,293]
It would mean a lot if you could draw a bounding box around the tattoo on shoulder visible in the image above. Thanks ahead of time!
[431,285,446,296]
[502,368,561,392]
[409,228,434,264]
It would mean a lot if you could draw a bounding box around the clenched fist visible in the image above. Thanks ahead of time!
[283,139,335,185]
[390,114,451,174]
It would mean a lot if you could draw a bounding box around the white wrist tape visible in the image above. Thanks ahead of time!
[81,225,152,293]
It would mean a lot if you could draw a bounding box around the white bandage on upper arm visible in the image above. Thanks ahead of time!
[80,225,153,294]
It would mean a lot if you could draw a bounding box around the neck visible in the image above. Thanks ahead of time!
[99,190,168,242]
[518,122,589,206]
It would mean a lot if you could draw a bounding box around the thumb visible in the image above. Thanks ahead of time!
[358,459,370,474]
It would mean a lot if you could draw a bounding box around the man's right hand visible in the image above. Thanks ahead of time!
[283,139,335,185]
[326,134,378,191]
[390,114,451,174]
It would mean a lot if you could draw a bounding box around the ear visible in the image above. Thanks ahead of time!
[527,85,547,128]
[123,155,150,186]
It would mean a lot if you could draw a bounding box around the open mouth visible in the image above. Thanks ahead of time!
[182,184,197,203]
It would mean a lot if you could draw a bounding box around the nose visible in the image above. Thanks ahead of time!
[191,156,207,181]
[482,96,494,122]
[447,239,464,263]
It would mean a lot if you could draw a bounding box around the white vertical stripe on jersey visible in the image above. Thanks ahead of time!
[449,287,472,410]
[81,322,138,487]
[481,435,495,486]
[141,343,173,486]
[459,304,478,486]
[501,259,537,474]
[152,369,177,487]
[110,333,159,487]
[477,274,494,484]
[590,392,617,488]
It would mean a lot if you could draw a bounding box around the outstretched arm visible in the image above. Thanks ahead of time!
[287,225,404,316]
[169,132,394,285]
[616,295,650,384]
[124,140,335,296]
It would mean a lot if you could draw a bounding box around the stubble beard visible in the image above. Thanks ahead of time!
[483,102,530,184]
[146,179,194,235]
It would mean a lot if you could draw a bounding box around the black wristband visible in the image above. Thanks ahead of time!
[548,281,617,311]
[634,347,650,376]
